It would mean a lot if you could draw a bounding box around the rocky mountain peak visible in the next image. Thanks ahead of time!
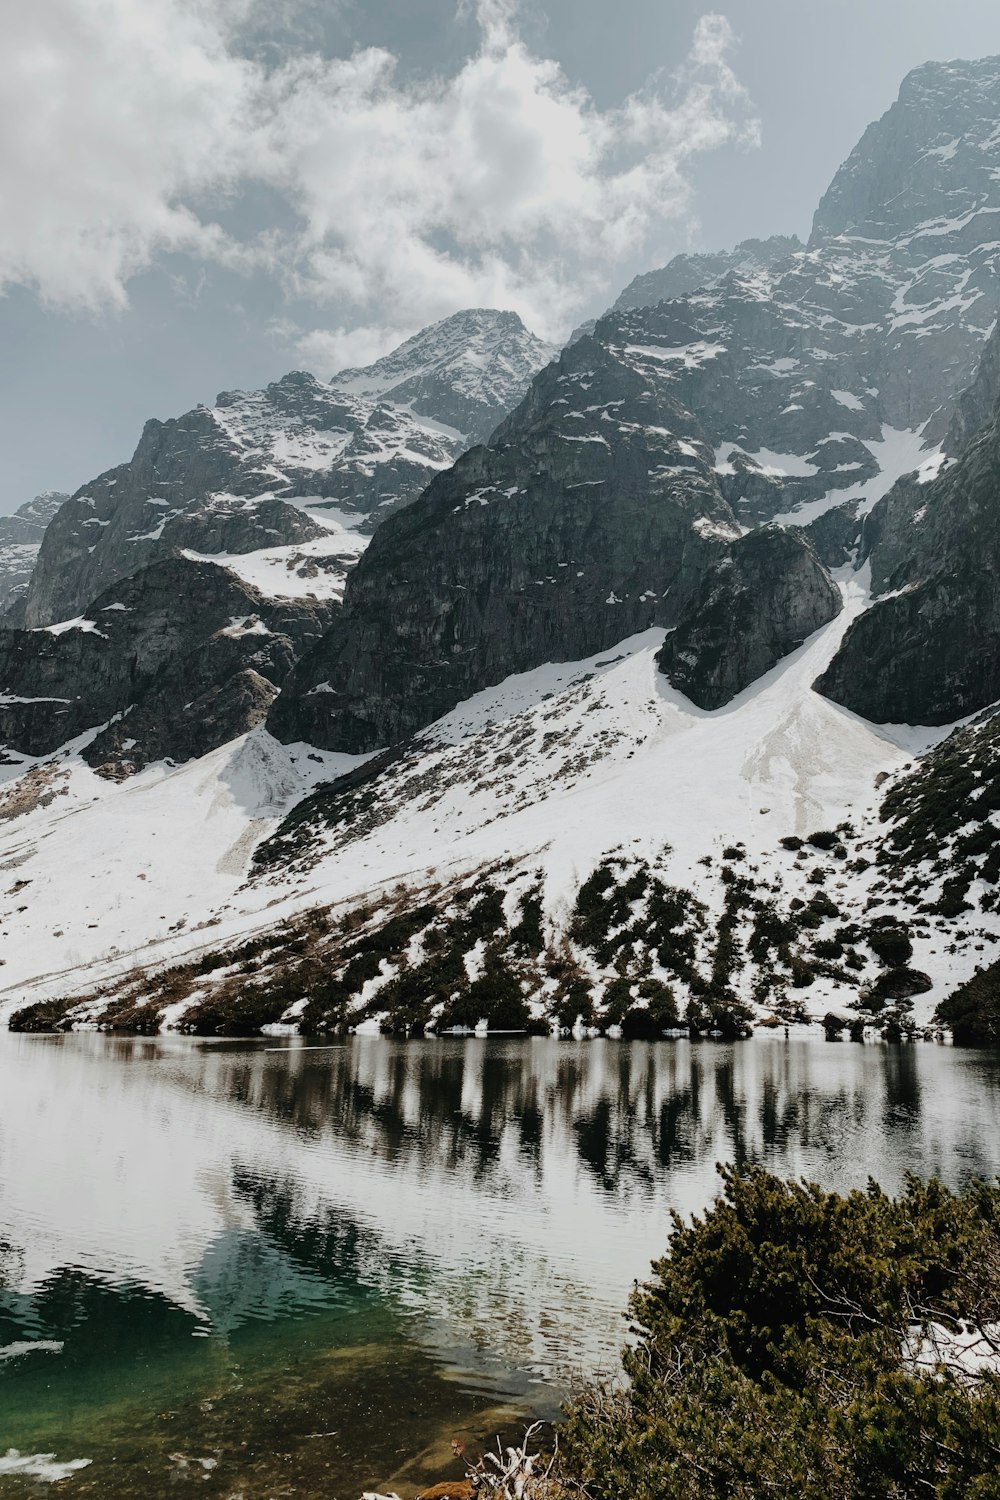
[329,307,558,442]
[4,491,68,532]
[811,54,1000,245]
[612,235,803,314]
[8,312,555,632]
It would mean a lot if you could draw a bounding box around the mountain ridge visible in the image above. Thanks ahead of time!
[5,56,1000,1044]
[10,309,554,632]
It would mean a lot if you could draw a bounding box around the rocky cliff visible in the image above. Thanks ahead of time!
[0,492,68,619]
[816,374,1000,724]
[0,556,335,773]
[658,527,842,709]
[944,317,1000,457]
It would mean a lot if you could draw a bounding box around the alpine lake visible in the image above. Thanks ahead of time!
[1,1033,999,1499]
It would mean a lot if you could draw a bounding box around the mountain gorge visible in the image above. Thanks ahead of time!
[4,56,1000,1046]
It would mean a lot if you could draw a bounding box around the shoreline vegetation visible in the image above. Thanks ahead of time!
[10,761,1000,1047]
[7,1014,997,1047]
[409,1170,1000,1500]
[7,850,1000,1046]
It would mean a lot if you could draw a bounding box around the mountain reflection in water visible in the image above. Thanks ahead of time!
[0,1035,998,1496]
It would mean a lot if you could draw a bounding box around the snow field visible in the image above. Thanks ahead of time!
[2,570,986,1031]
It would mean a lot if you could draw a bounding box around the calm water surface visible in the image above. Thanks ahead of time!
[1,1034,999,1498]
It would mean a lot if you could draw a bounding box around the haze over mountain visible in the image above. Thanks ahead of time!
[3,52,1000,1050]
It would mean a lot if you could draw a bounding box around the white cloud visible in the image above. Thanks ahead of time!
[0,1,758,350]
[0,0,256,310]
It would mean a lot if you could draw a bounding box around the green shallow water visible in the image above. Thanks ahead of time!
[1,1034,999,1497]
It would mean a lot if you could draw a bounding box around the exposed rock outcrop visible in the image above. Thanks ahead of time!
[0,556,335,772]
[817,390,1000,723]
[795,501,862,570]
[657,527,842,709]
[944,318,1000,457]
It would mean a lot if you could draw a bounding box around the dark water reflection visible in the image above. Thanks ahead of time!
[0,1035,998,1496]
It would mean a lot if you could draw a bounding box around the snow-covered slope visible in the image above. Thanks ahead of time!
[2,577,994,1041]
[181,502,370,605]
[4,60,1000,1043]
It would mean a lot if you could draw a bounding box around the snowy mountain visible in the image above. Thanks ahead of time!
[329,308,558,442]
[0,491,68,615]
[600,55,1000,528]
[271,54,1000,751]
[11,309,554,632]
[4,58,1000,1046]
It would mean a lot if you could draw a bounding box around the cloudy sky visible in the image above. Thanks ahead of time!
[2,0,999,512]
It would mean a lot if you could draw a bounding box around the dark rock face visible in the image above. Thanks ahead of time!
[817,396,1000,724]
[0,492,68,619]
[817,571,1000,726]
[657,527,842,710]
[944,318,1000,457]
[795,501,862,570]
[0,556,335,772]
[269,335,741,752]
